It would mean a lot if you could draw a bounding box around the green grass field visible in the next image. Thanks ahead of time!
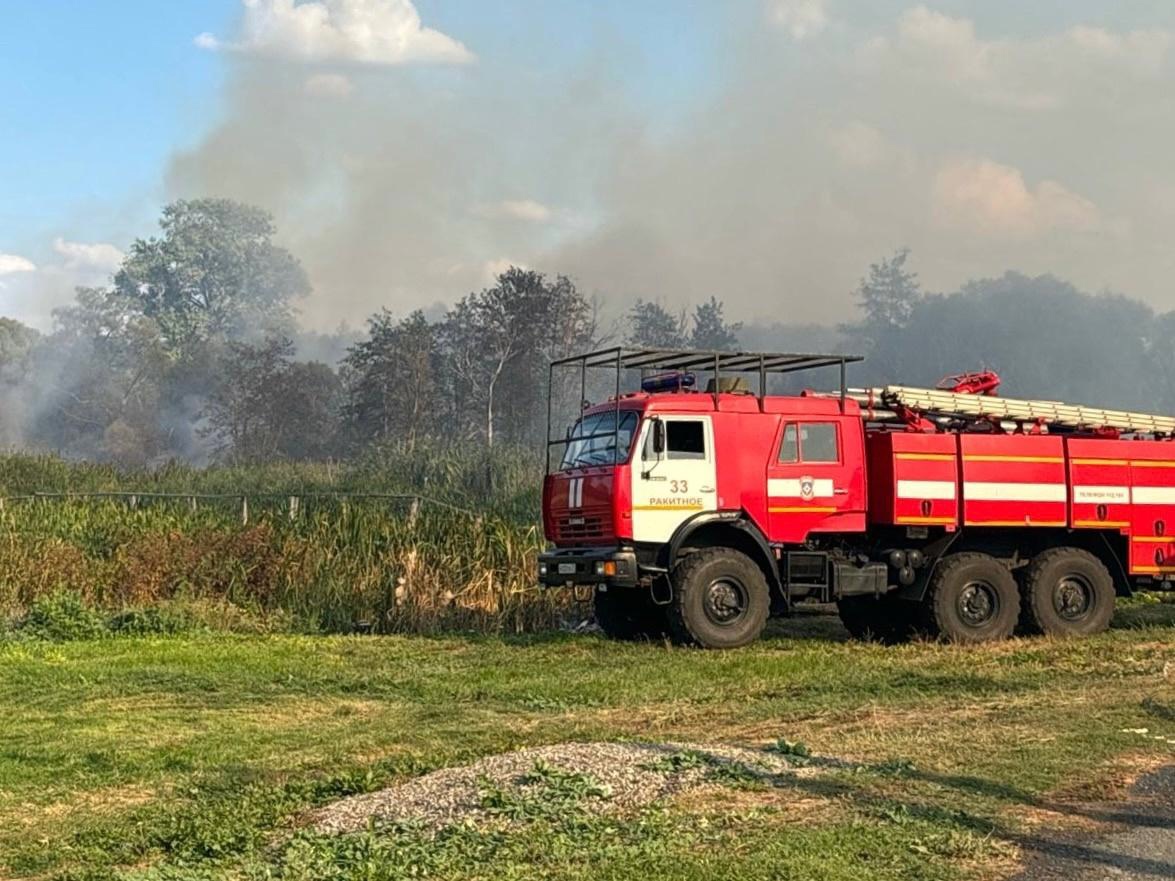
[3,597,1173,880]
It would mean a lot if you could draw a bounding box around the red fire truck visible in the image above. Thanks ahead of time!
[538,348,1175,649]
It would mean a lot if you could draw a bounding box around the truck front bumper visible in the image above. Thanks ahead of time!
[538,547,639,588]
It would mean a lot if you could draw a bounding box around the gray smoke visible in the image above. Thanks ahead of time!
[167,3,1175,330]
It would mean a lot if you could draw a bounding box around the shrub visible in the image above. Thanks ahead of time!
[108,605,199,636]
[21,590,107,641]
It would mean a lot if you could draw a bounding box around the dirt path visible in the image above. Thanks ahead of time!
[1014,766,1175,880]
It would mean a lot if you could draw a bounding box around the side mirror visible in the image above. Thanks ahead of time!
[652,418,666,455]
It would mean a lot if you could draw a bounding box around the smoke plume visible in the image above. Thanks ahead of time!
[167,2,1175,330]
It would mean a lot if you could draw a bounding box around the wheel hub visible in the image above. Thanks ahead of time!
[1054,575,1093,621]
[704,578,748,625]
[958,581,998,626]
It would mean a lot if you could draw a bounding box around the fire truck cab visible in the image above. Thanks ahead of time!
[539,348,1167,649]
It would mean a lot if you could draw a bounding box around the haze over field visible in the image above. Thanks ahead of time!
[3,0,1175,330]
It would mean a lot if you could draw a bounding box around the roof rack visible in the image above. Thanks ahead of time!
[546,347,862,472]
[551,346,861,378]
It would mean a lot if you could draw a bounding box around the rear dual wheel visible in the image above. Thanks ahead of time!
[1018,548,1115,638]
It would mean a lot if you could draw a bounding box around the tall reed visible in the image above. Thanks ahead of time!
[0,448,568,634]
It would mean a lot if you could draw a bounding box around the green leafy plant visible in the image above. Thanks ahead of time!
[767,739,811,759]
[20,590,107,642]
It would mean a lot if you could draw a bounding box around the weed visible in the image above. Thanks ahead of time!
[641,749,712,774]
[479,761,611,824]
[19,591,107,642]
[108,605,200,637]
[767,738,811,759]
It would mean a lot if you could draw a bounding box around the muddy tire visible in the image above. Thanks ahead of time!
[1020,547,1115,638]
[837,593,916,644]
[667,548,770,649]
[593,588,667,641]
[921,552,1019,644]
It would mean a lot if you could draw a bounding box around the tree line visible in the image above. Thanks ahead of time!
[3,199,1173,466]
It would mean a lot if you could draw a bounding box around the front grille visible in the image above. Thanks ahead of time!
[554,509,613,543]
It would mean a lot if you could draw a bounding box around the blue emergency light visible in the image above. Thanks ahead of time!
[641,371,696,393]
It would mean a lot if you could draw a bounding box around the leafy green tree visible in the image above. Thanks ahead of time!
[443,268,595,447]
[343,310,437,450]
[36,201,313,463]
[0,318,41,448]
[841,248,922,374]
[690,297,742,350]
[203,336,342,461]
[626,300,687,348]
[34,289,170,463]
[114,199,310,355]
[0,317,38,366]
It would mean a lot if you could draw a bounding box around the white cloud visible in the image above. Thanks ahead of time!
[0,240,123,328]
[199,0,474,66]
[304,72,354,97]
[194,32,221,51]
[0,254,36,275]
[767,0,829,41]
[865,7,1173,110]
[933,158,1100,239]
[52,238,124,273]
[473,199,552,223]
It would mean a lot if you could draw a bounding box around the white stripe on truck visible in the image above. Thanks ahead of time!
[896,479,956,500]
[963,482,1067,503]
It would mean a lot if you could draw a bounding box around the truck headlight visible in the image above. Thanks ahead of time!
[594,561,617,576]
[539,562,548,576]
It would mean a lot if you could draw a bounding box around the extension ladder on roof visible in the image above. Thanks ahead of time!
[866,385,1175,436]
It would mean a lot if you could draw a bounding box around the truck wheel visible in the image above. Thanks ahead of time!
[837,594,915,644]
[1020,548,1115,638]
[922,553,1019,644]
[667,548,769,649]
[593,588,667,641]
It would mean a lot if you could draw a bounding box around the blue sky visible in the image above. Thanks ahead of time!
[3,2,1175,330]
[0,2,235,250]
[0,0,722,255]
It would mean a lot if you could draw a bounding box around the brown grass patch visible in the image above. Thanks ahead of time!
[672,784,845,825]
[8,783,157,827]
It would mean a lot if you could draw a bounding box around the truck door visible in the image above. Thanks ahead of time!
[631,415,718,543]
[766,418,865,543]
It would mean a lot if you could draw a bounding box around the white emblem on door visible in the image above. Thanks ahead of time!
[800,476,815,501]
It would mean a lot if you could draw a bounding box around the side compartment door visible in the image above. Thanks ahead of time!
[630,415,718,544]
[766,419,864,543]
[1128,452,1175,577]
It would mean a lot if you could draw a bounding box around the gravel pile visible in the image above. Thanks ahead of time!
[311,741,816,835]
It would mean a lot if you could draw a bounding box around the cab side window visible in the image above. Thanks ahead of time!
[800,422,839,463]
[666,420,706,460]
[778,424,798,462]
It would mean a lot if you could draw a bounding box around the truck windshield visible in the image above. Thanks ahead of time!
[561,410,639,469]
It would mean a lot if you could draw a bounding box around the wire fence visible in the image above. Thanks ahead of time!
[0,491,482,523]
